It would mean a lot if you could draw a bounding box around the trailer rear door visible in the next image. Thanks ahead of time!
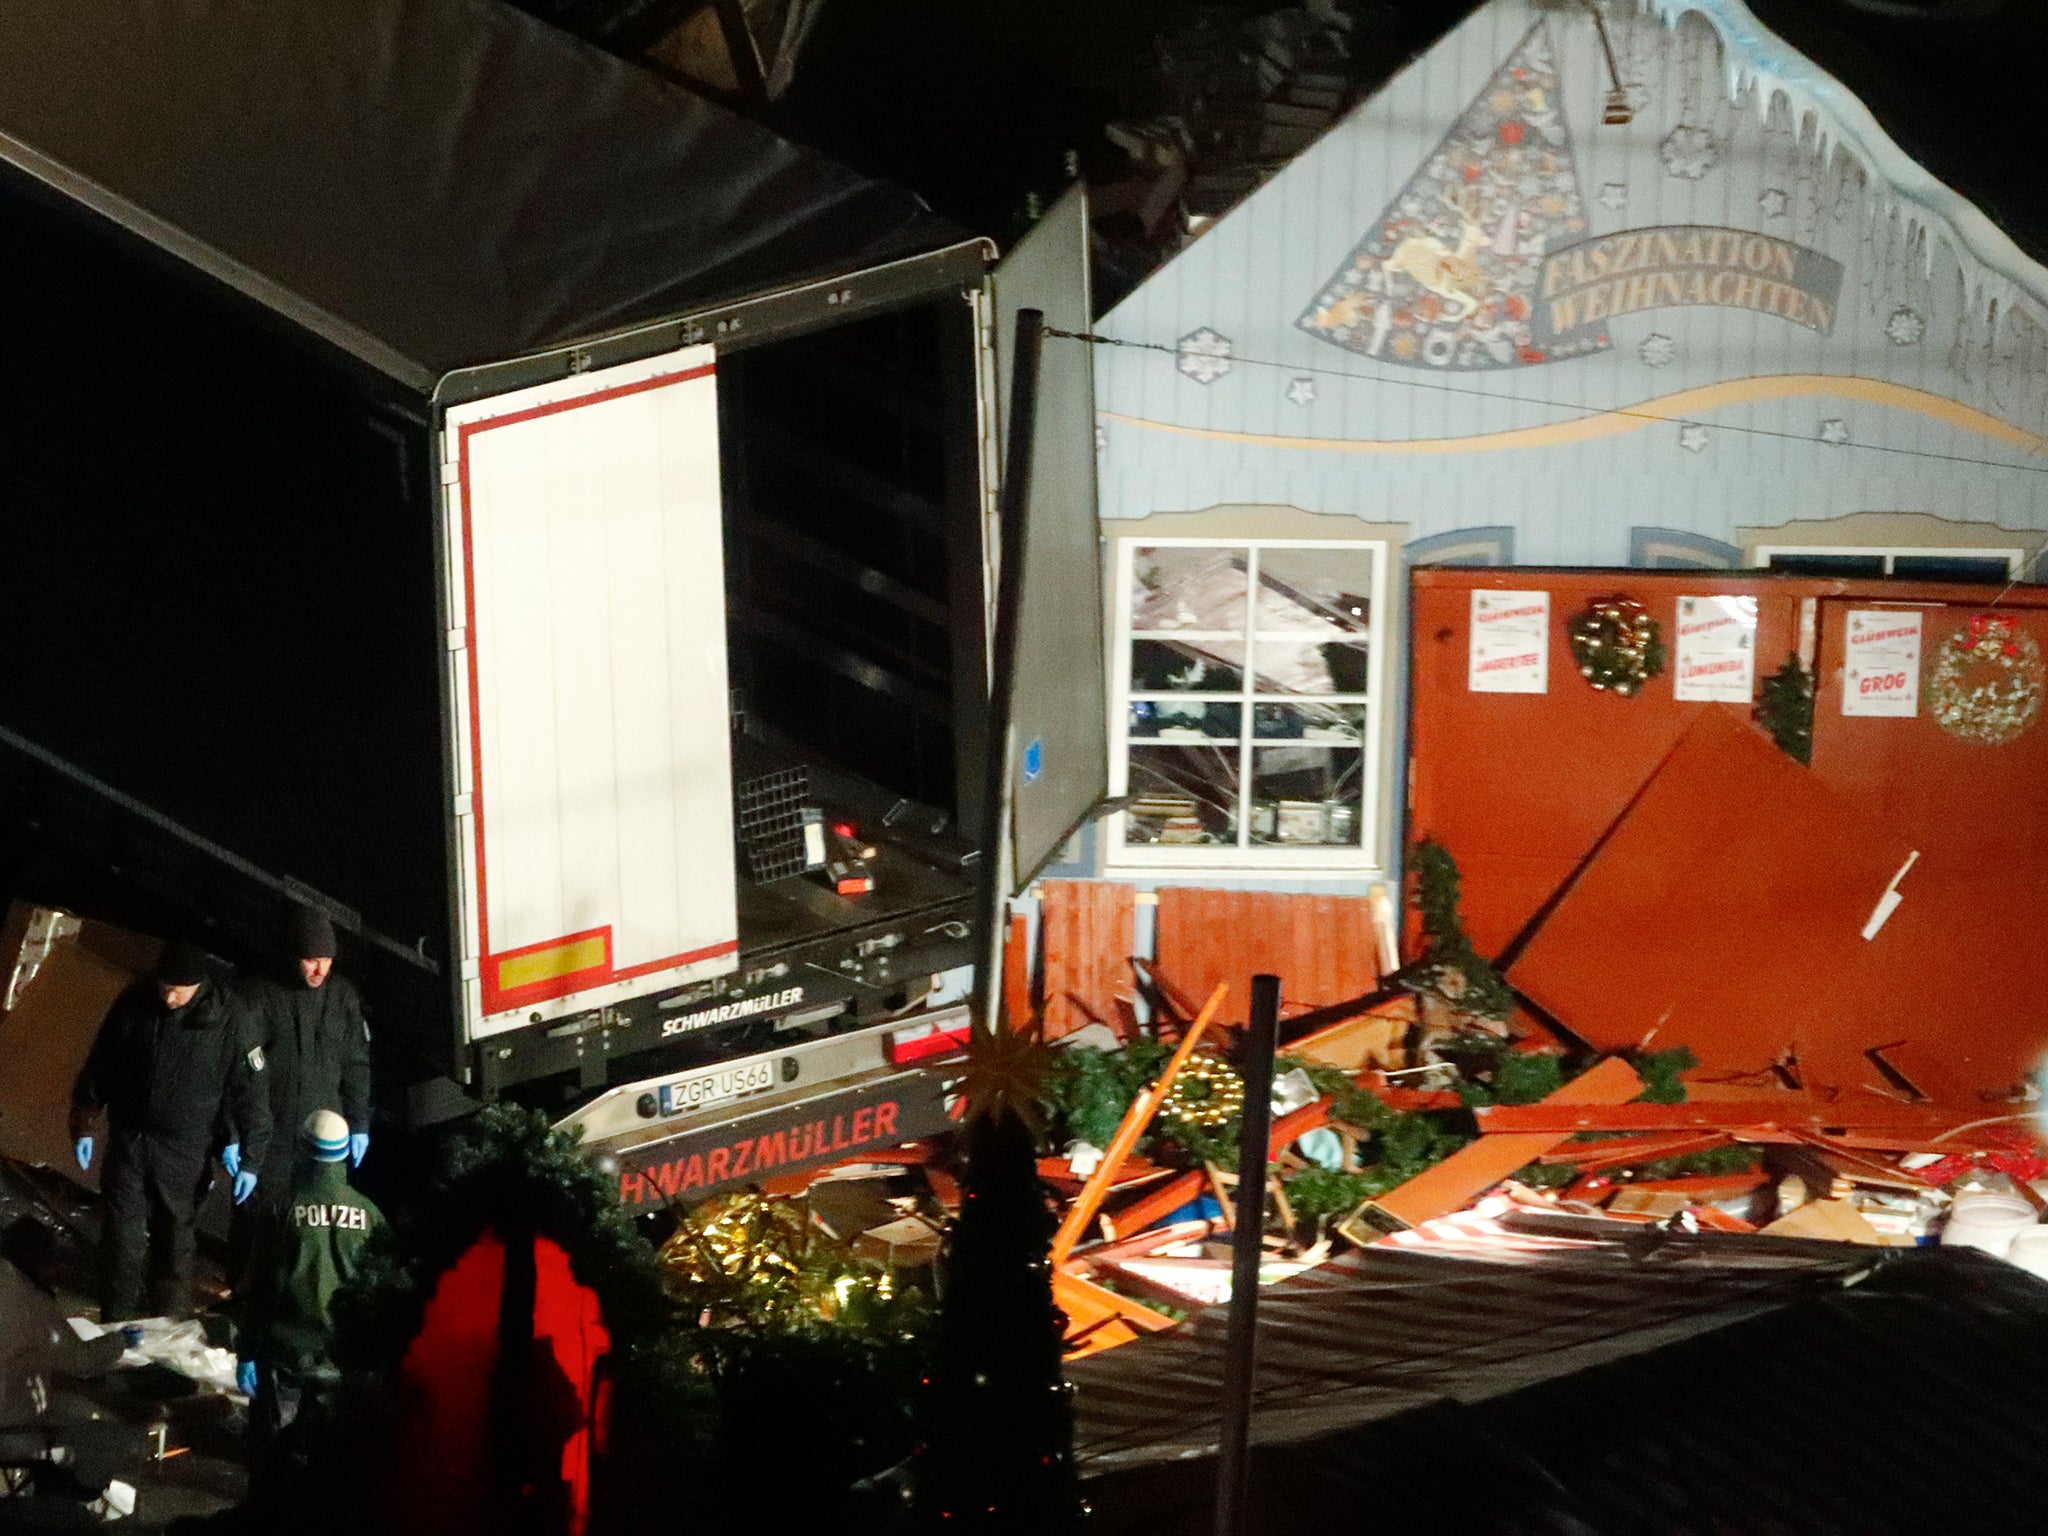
[991,185,1109,888]
[441,345,738,1040]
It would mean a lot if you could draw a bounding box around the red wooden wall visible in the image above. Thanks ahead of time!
[1153,887,1379,1027]
[1408,568,2048,1096]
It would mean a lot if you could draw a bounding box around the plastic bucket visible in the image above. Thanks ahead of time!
[2005,1225,2048,1280]
[1941,1194,2037,1258]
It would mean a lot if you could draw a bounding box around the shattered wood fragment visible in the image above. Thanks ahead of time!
[1287,997,1415,1072]
[1595,1172,1767,1200]
[1545,1131,1733,1171]
[1759,1197,1893,1245]
[1068,1220,1213,1267]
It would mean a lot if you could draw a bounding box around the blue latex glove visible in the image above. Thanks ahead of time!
[349,1132,369,1168]
[74,1137,93,1171]
[232,1170,259,1205]
[222,1142,241,1178]
[236,1360,258,1397]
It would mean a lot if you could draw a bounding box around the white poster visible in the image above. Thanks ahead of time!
[1469,590,1549,694]
[1673,595,1758,703]
[1841,609,1922,717]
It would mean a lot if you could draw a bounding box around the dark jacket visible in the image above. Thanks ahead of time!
[71,981,272,1168]
[230,972,372,1170]
[242,1158,383,1374]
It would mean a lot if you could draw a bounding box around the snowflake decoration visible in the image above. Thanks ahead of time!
[1677,422,1709,454]
[1660,125,1719,181]
[1758,187,1789,219]
[1639,332,1677,368]
[1885,306,1926,346]
[1598,182,1629,213]
[1818,418,1849,446]
[1286,376,1317,406]
[1175,327,1233,384]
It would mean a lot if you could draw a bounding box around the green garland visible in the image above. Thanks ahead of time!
[1390,839,1513,1021]
[1756,653,1814,764]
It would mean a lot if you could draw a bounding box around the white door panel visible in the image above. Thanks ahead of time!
[442,346,738,1040]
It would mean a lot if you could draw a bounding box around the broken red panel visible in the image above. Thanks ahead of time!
[1809,599,2048,1099]
[1506,709,1927,1093]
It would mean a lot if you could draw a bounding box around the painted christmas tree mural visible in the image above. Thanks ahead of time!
[1298,19,1604,371]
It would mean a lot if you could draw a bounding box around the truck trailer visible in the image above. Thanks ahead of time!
[0,0,1104,1192]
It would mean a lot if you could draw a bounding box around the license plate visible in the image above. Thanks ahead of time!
[657,1059,777,1118]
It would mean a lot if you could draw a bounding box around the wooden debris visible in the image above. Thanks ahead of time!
[1351,1056,1643,1233]
[1049,982,1229,1264]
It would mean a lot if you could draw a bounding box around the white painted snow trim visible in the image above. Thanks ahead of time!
[1640,0,2048,324]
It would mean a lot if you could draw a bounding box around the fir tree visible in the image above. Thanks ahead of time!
[915,1028,1078,1534]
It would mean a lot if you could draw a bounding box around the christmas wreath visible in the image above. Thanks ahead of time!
[1160,1053,1244,1128]
[1568,596,1666,696]
[1927,614,2044,745]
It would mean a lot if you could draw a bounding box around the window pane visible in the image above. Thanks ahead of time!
[1766,553,1884,578]
[1249,639,1369,695]
[1129,700,1241,740]
[1248,747,1363,846]
[1891,555,2012,584]
[1130,637,1245,693]
[1125,746,1240,846]
[1253,702,1365,743]
[1254,546,1376,635]
[1131,546,1248,632]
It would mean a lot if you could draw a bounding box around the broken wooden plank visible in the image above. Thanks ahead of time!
[1053,1267,1180,1359]
[1473,1100,1971,1135]
[1359,1056,1644,1232]
[1541,1130,1732,1171]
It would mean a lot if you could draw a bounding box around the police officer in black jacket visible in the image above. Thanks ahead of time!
[226,908,372,1220]
[70,942,272,1320]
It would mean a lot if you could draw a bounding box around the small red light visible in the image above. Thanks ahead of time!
[832,822,856,838]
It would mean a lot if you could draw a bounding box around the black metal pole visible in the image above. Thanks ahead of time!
[1215,973,1279,1536]
[975,307,1043,1032]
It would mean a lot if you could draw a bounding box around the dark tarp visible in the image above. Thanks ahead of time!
[0,0,957,391]
[1073,1236,2048,1536]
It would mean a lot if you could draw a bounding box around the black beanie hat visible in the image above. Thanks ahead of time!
[156,941,212,987]
[288,906,338,961]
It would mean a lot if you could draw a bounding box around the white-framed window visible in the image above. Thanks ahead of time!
[1105,538,1388,870]
[1754,544,2024,583]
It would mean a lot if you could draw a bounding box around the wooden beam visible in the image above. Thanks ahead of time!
[1473,1099,1972,1135]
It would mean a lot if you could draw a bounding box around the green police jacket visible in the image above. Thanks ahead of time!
[243,1158,383,1373]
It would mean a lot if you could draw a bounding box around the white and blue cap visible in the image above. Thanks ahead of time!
[301,1109,350,1162]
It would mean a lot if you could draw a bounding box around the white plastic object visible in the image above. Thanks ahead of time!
[1940,1193,2037,1258]
[2003,1225,2048,1281]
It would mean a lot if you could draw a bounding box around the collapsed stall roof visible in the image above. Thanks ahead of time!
[0,0,958,393]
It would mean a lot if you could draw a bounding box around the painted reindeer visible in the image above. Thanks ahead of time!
[1378,185,1493,322]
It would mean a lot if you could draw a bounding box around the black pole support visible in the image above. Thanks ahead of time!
[1215,971,1279,1536]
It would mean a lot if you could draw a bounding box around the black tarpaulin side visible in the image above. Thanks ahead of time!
[0,0,954,386]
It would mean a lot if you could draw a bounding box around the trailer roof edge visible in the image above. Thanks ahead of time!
[431,238,999,408]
